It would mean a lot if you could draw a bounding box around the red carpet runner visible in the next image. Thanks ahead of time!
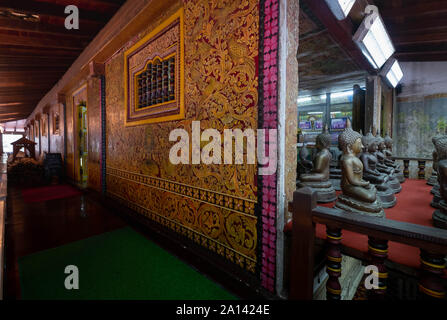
[21,185,82,203]
[316,179,438,269]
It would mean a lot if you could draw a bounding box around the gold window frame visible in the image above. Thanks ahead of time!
[124,8,184,126]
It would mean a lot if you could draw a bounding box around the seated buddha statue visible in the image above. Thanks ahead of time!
[428,149,438,186]
[360,131,396,208]
[334,120,385,218]
[432,135,447,229]
[384,133,405,183]
[297,126,337,203]
[431,135,443,209]
[375,134,402,193]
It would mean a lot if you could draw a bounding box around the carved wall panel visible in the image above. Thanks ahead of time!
[105,1,259,273]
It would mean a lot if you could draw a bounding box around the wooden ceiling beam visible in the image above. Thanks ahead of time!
[0,0,113,23]
[0,17,95,37]
[0,31,88,50]
[0,45,82,57]
[393,32,447,46]
[380,2,447,17]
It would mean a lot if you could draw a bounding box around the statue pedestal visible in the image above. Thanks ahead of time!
[431,187,442,209]
[396,171,405,183]
[334,194,385,218]
[387,176,402,193]
[297,180,337,203]
[433,201,447,229]
[377,188,396,209]
[427,173,437,186]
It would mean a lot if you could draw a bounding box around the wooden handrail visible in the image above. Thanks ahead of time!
[286,187,447,300]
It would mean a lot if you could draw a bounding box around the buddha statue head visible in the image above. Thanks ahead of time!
[384,132,393,151]
[434,135,447,162]
[315,125,331,151]
[338,119,363,155]
[362,130,378,153]
[375,132,386,152]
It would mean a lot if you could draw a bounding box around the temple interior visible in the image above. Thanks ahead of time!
[0,0,446,302]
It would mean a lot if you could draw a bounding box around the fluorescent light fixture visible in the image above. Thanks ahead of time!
[353,8,395,69]
[297,97,311,104]
[308,112,324,115]
[331,90,353,99]
[381,58,403,88]
[325,0,356,20]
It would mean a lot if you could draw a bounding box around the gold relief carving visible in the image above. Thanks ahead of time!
[107,167,256,216]
[106,173,257,271]
[225,212,257,257]
[105,0,259,271]
[198,204,223,239]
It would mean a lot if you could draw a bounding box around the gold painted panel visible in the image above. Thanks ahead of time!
[105,0,259,271]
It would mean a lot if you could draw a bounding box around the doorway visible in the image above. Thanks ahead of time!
[77,101,88,187]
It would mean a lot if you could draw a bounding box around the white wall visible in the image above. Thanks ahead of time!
[399,62,447,98]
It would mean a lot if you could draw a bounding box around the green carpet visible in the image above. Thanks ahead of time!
[18,227,237,300]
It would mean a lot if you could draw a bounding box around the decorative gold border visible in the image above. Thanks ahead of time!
[106,166,256,216]
[124,8,185,126]
[107,190,256,273]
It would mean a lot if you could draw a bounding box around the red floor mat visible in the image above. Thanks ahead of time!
[316,179,438,269]
[21,185,82,203]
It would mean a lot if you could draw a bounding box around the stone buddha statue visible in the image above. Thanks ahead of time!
[428,149,439,186]
[431,135,444,209]
[384,133,405,183]
[297,125,337,203]
[374,134,402,193]
[360,131,396,208]
[334,121,385,217]
[432,135,447,229]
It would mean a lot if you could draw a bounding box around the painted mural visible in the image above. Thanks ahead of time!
[394,95,447,158]
[105,0,260,275]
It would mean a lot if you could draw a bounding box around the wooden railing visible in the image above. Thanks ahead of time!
[286,187,447,300]
[392,157,432,179]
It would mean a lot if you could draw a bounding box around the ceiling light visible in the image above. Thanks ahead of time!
[331,90,353,99]
[353,6,395,69]
[381,58,403,88]
[297,97,311,104]
[325,0,356,20]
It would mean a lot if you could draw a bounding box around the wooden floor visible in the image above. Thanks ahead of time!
[4,186,127,299]
[4,185,271,300]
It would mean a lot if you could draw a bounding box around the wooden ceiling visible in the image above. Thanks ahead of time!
[375,0,447,62]
[0,0,125,123]
[298,2,366,96]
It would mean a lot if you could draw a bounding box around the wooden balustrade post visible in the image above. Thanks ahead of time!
[419,250,446,299]
[289,187,317,300]
[418,160,426,179]
[367,237,389,299]
[403,159,410,178]
[326,226,342,300]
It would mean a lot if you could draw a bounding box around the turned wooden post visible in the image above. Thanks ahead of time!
[326,227,342,300]
[289,187,317,300]
[418,160,426,179]
[367,237,388,299]
[419,250,446,299]
[403,159,410,178]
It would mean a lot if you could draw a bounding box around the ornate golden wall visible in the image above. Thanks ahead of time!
[105,0,259,272]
